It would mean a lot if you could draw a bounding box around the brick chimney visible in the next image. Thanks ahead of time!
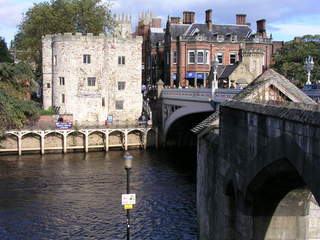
[183,11,195,24]
[257,19,266,38]
[205,9,213,31]
[236,14,246,25]
[170,17,181,24]
[152,18,162,28]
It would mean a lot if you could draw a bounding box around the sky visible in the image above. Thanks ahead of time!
[1,0,320,45]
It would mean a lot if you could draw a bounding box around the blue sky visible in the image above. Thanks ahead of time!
[1,0,320,44]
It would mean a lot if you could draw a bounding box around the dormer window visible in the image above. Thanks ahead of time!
[217,35,224,42]
[231,35,237,42]
[190,28,200,36]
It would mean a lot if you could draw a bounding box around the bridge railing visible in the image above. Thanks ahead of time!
[161,88,241,102]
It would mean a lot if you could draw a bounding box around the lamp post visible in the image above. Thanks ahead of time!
[212,55,219,96]
[305,55,314,85]
[124,152,133,240]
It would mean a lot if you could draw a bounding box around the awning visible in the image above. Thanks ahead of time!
[186,72,195,79]
[197,73,204,80]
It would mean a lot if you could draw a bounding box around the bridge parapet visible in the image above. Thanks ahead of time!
[161,88,241,103]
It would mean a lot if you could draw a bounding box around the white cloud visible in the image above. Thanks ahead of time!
[271,23,320,39]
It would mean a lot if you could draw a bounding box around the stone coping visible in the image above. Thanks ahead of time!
[222,100,320,125]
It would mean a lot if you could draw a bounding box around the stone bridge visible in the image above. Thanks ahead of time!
[197,100,320,239]
[160,87,320,145]
[192,68,320,240]
[160,88,240,144]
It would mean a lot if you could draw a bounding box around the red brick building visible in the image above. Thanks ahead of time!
[135,12,163,84]
[161,10,275,87]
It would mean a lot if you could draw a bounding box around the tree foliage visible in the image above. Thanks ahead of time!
[273,38,320,87]
[0,37,13,63]
[13,0,115,65]
[0,62,40,135]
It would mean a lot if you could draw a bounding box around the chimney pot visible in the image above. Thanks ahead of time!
[183,11,195,24]
[205,9,213,31]
[236,14,247,25]
[257,19,267,38]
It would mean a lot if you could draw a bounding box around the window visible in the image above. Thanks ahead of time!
[217,35,224,42]
[118,82,126,90]
[62,94,65,103]
[197,51,204,64]
[231,35,237,42]
[102,97,105,107]
[188,50,195,64]
[47,83,51,88]
[115,100,124,110]
[87,77,96,86]
[53,55,57,65]
[83,54,91,64]
[59,77,65,86]
[217,53,224,64]
[173,51,177,64]
[205,51,210,64]
[118,56,125,65]
[230,53,237,64]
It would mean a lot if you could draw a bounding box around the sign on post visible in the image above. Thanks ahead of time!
[122,194,136,205]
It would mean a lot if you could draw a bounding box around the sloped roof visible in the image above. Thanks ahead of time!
[233,69,315,104]
[192,69,316,135]
[207,64,238,83]
[170,24,191,38]
[184,24,252,40]
[150,32,165,45]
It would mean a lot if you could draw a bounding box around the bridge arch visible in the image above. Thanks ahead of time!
[164,104,214,143]
[225,134,320,239]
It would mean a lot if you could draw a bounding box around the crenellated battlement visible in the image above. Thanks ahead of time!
[42,32,142,43]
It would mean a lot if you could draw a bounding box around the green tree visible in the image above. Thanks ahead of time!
[0,37,13,63]
[273,38,320,87]
[0,62,40,135]
[13,0,115,66]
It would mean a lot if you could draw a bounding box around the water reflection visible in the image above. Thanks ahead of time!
[0,150,198,239]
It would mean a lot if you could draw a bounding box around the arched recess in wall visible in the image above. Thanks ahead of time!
[245,158,320,240]
[21,133,41,151]
[88,131,105,149]
[127,130,143,148]
[44,132,63,151]
[146,129,156,148]
[1,133,18,150]
[108,130,125,148]
[67,131,85,149]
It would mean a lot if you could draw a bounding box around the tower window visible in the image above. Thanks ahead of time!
[87,77,96,86]
[83,54,91,64]
[118,56,125,65]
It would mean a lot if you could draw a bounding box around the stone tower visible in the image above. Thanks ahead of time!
[42,32,143,125]
[114,14,132,38]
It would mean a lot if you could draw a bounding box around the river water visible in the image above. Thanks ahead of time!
[0,150,198,240]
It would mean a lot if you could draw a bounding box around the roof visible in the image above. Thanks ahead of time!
[179,23,252,40]
[219,65,238,79]
[192,69,316,135]
[169,24,191,38]
[233,69,315,104]
[207,64,238,83]
[150,32,165,45]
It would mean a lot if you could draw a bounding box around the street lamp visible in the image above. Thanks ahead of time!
[123,152,133,240]
[305,55,314,85]
[212,55,219,96]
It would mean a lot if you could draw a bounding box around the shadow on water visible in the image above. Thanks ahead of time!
[0,150,198,240]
